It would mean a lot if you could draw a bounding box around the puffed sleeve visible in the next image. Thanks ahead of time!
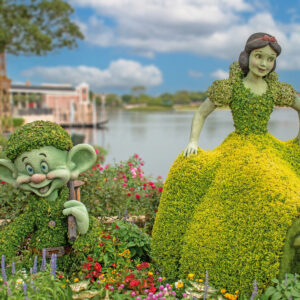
[273,82,296,107]
[207,79,232,107]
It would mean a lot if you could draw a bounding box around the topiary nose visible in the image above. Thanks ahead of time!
[31,174,46,184]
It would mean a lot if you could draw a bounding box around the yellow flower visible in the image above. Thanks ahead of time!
[61,284,66,288]
[74,278,79,282]
[221,289,227,294]
[175,280,184,289]
[235,290,239,294]
[148,272,153,276]
[162,277,166,281]
[188,273,194,280]
[66,279,69,283]
[199,279,203,283]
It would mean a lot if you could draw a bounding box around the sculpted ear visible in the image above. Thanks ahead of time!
[0,159,18,186]
[67,144,97,180]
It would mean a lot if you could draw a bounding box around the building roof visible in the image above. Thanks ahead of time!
[11,84,76,93]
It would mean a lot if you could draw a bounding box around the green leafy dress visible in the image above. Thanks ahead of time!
[151,62,300,296]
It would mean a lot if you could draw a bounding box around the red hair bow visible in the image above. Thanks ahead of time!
[255,35,277,43]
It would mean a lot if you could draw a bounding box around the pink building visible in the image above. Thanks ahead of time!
[10,81,94,126]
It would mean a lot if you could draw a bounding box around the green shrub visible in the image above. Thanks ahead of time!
[111,220,151,261]
[12,117,25,128]
[80,154,163,233]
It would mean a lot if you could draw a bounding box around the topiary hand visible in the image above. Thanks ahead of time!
[183,141,198,157]
[63,200,89,234]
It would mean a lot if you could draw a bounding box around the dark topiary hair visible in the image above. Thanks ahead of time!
[238,32,281,75]
[5,120,73,161]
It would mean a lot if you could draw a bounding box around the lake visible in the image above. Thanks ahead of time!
[74,108,299,180]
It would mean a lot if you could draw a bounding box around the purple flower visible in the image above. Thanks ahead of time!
[11,261,16,275]
[23,283,28,296]
[40,248,46,272]
[50,253,57,278]
[33,256,37,274]
[159,285,164,290]
[250,279,258,300]
[1,255,7,282]
[158,276,163,282]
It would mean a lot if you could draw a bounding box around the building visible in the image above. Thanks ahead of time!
[10,81,94,126]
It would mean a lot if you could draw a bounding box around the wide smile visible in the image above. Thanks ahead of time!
[38,183,51,194]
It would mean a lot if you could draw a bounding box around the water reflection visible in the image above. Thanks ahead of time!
[70,108,299,179]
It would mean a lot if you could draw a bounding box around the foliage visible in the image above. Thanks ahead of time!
[12,118,24,128]
[257,273,300,299]
[0,256,71,299]
[106,94,123,107]
[152,63,300,297]
[111,220,151,261]
[0,0,83,54]
[94,145,107,165]
[173,91,191,105]
[5,120,73,161]
[0,183,30,220]
[1,116,13,132]
[122,94,132,104]
[80,154,163,233]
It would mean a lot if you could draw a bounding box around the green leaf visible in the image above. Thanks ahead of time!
[264,286,277,297]
[271,292,283,300]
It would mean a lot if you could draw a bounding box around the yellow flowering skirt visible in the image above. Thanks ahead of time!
[151,132,300,296]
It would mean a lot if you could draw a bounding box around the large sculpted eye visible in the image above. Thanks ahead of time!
[26,164,34,175]
[40,161,49,173]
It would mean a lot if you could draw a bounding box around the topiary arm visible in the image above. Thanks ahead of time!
[0,212,35,261]
[183,98,216,157]
[291,96,300,144]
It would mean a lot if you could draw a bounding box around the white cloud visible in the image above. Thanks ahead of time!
[211,69,228,80]
[188,70,203,78]
[22,59,163,91]
[69,0,300,70]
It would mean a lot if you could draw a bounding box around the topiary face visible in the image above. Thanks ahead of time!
[13,146,71,201]
[0,121,97,201]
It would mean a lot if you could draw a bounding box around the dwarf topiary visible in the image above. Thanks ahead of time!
[0,120,103,273]
[152,33,300,296]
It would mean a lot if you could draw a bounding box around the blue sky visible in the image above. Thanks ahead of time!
[7,0,300,96]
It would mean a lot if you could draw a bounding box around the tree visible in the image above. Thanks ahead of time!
[0,0,84,56]
[131,85,146,98]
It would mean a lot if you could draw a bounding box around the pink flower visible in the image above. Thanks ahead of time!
[135,154,139,159]
[99,167,103,171]
[145,194,149,197]
[94,148,99,154]
[92,166,97,170]
[96,164,100,167]
[104,164,109,169]
[113,177,117,181]
[149,182,154,186]
[123,183,127,187]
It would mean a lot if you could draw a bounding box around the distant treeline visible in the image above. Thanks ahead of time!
[90,89,207,108]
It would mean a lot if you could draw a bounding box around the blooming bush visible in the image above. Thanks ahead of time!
[0,253,71,299]
[80,154,163,233]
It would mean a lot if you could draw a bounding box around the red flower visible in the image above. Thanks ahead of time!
[112,263,117,268]
[129,187,135,191]
[127,193,131,196]
[149,285,156,293]
[125,274,135,283]
[136,262,149,270]
[92,166,97,170]
[158,187,163,192]
[116,224,119,229]
[129,279,140,287]
[94,262,102,272]
[135,194,141,199]
[87,256,93,262]
[148,181,154,186]
[99,242,105,246]
[1,181,5,184]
